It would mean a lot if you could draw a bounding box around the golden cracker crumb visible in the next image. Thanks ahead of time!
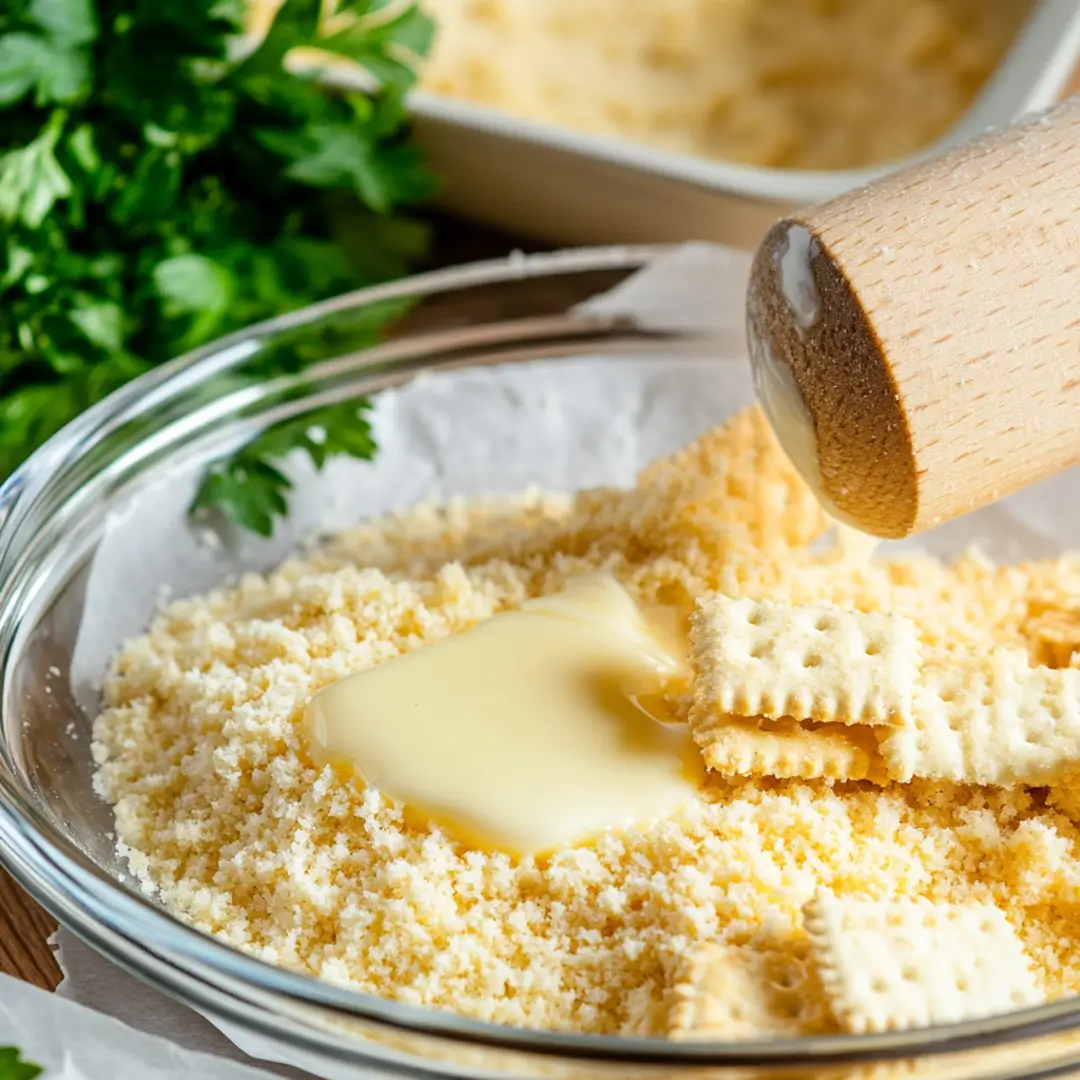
[91,406,1080,1035]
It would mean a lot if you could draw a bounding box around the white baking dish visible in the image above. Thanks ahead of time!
[313,0,1080,249]
[238,0,1080,249]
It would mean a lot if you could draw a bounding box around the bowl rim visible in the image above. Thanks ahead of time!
[2,244,1080,1069]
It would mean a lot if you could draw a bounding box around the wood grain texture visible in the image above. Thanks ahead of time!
[749,95,1080,537]
[0,868,61,990]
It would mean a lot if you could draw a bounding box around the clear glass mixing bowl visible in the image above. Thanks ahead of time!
[2,247,1080,1079]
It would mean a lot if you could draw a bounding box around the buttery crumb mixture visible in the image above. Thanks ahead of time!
[419,0,1032,169]
[93,408,1080,1036]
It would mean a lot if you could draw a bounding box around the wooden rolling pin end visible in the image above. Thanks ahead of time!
[746,95,1080,540]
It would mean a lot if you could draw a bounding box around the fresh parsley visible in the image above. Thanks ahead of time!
[0,0,437,533]
[0,1047,43,1080]
[192,399,377,536]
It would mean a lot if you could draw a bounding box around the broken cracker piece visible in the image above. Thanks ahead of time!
[1024,600,1080,669]
[803,893,1042,1034]
[879,652,1080,786]
[687,713,888,784]
[1048,775,1080,825]
[668,942,828,1039]
[691,596,919,726]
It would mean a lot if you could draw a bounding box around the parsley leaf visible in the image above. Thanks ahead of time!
[0,110,72,227]
[192,400,376,536]
[0,1046,44,1080]
[317,2,436,90]
[153,253,237,351]
[257,100,437,211]
[0,0,437,533]
[0,0,95,105]
[30,0,97,47]
[192,456,293,537]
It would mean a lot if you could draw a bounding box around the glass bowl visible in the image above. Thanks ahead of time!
[2,247,1080,1079]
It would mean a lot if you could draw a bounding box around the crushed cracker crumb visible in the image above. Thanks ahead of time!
[92,408,1080,1037]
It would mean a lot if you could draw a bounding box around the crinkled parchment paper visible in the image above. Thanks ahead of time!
[47,243,1080,1078]
[0,969,282,1078]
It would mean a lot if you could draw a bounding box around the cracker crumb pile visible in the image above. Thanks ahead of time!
[93,408,1080,1037]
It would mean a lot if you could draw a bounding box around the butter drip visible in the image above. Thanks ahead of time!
[749,222,878,539]
[305,575,703,856]
[747,314,823,496]
[777,224,820,334]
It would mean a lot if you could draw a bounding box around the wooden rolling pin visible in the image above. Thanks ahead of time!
[746,95,1080,539]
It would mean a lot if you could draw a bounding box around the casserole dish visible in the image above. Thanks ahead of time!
[322,0,1080,247]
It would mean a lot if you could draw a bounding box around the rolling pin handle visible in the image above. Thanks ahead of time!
[747,96,1080,539]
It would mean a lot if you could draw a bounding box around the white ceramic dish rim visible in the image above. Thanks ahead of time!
[312,0,1080,205]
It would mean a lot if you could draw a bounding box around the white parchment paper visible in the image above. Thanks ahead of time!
[51,242,1080,1077]
[0,969,280,1079]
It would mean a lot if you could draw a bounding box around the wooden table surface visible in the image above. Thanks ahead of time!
[6,66,1080,993]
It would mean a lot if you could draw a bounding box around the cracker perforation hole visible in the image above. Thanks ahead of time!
[1043,697,1065,720]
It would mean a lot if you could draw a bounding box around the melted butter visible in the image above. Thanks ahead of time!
[749,223,880,546]
[305,575,703,856]
[748,311,824,496]
[776,224,820,335]
[749,320,880,543]
[833,520,880,566]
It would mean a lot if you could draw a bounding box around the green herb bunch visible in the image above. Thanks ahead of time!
[0,0,437,533]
